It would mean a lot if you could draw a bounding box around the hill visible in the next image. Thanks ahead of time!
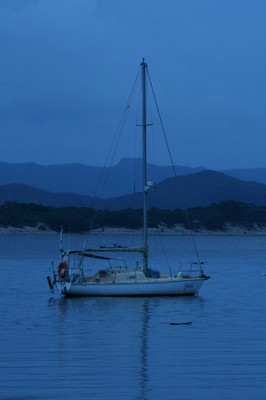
[223,168,266,184]
[1,170,266,209]
[0,183,95,207]
[0,159,204,198]
[101,171,266,210]
[2,160,266,200]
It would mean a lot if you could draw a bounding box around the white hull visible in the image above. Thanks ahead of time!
[55,277,207,297]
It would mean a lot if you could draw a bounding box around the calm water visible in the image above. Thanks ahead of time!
[0,233,266,400]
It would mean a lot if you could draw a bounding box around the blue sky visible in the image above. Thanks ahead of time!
[1,0,266,169]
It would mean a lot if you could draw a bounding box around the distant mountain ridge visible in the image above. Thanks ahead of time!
[222,168,266,184]
[1,160,266,200]
[2,170,266,210]
[0,159,204,198]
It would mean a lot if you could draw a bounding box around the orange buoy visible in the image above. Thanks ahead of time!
[57,261,68,278]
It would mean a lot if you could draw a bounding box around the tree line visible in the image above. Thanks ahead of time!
[1,200,266,233]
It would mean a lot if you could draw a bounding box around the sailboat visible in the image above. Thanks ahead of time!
[47,58,210,297]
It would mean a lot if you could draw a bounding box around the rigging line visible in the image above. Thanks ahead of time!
[133,81,143,194]
[108,70,141,164]
[104,67,141,173]
[147,70,175,175]
[88,67,142,231]
[146,70,201,264]
[146,86,156,181]
[96,71,140,196]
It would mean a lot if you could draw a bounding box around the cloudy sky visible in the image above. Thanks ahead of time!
[0,0,266,169]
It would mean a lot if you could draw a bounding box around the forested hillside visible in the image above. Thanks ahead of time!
[1,200,266,233]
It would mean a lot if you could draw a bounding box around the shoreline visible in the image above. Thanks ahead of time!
[1,225,266,236]
[90,227,266,236]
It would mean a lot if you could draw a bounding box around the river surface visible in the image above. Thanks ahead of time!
[0,233,266,400]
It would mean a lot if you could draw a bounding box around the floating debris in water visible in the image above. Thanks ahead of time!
[169,322,192,326]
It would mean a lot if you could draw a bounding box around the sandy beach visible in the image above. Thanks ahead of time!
[1,225,266,236]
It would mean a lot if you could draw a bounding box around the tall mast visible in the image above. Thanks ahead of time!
[141,58,148,272]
